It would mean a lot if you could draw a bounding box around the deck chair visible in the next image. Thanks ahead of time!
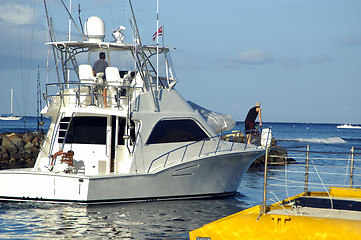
[105,67,123,107]
[79,64,96,105]
[79,64,96,84]
[106,67,123,86]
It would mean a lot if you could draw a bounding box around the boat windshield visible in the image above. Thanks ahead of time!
[85,50,136,73]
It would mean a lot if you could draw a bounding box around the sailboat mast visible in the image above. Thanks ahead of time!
[10,88,13,116]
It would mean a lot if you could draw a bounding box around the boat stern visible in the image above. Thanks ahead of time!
[0,169,89,203]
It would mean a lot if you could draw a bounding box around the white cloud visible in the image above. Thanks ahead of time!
[0,3,36,25]
[309,56,332,64]
[279,57,303,69]
[234,49,273,64]
[339,36,361,46]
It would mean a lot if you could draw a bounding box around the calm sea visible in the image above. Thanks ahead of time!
[0,118,360,239]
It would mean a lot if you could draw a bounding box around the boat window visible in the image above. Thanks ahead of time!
[146,119,209,144]
[59,116,107,144]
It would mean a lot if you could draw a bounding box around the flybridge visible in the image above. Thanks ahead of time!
[45,16,177,87]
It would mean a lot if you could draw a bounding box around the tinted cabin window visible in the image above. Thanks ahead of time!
[146,119,208,144]
[59,116,107,144]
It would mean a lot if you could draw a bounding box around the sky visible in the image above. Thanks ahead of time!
[0,0,360,123]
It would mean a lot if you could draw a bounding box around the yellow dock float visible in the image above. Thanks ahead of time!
[190,188,361,240]
[190,146,361,240]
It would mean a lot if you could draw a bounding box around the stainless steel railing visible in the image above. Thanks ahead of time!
[260,145,361,215]
[44,82,141,109]
[147,129,268,173]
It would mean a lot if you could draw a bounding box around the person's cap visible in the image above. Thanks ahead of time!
[255,102,261,107]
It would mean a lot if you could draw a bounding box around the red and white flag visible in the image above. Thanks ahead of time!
[152,26,163,41]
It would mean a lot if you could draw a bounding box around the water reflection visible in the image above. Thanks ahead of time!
[0,195,253,239]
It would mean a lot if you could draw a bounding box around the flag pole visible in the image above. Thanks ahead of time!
[162,25,164,47]
[156,0,159,92]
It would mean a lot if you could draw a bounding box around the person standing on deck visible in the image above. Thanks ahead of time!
[93,52,108,76]
[93,52,109,107]
[245,102,262,144]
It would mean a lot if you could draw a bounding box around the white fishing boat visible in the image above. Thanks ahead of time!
[0,2,266,204]
[337,123,361,129]
[0,89,22,121]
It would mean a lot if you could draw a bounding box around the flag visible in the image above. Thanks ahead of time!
[152,26,163,41]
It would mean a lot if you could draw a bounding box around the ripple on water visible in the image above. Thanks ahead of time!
[0,195,252,239]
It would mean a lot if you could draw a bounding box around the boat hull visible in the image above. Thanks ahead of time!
[0,149,263,204]
[0,116,22,121]
[337,124,361,129]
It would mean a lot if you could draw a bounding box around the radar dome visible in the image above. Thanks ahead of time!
[84,16,105,42]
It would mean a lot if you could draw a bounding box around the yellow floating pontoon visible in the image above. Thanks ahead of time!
[190,146,361,240]
[190,187,361,240]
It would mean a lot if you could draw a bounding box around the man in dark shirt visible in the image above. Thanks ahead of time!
[93,52,109,107]
[245,102,262,144]
[93,52,108,76]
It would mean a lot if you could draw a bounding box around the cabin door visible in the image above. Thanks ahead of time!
[114,117,133,174]
[60,116,109,175]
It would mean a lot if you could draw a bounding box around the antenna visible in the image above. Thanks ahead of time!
[68,0,72,41]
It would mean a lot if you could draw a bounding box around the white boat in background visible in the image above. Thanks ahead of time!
[337,123,361,129]
[0,1,266,204]
[0,89,22,121]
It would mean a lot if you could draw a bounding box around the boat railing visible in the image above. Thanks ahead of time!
[150,76,178,89]
[44,81,142,109]
[260,145,361,215]
[147,130,267,173]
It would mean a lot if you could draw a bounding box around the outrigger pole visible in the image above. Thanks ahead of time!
[43,0,61,84]
[60,0,85,40]
[36,65,44,133]
[128,0,160,112]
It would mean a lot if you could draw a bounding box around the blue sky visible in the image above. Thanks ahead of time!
[0,0,360,123]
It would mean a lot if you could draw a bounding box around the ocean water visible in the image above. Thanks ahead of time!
[0,118,360,239]
[0,117,51,135]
